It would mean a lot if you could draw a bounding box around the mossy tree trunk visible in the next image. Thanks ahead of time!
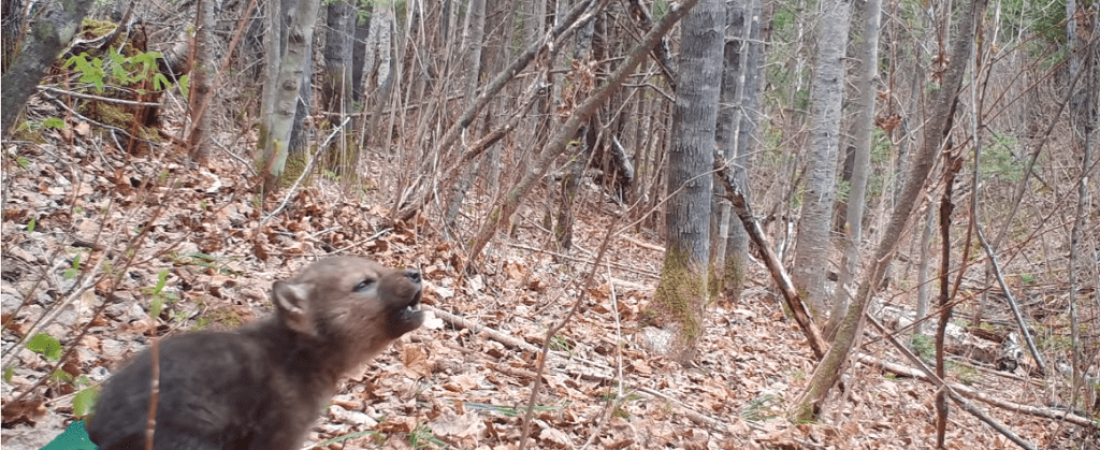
[652,0,724,362]
[714,0,763,301]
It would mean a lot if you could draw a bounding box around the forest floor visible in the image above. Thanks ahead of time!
[1,123,1096,450]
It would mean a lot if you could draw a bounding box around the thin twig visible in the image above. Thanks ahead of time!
[38,86,162,107]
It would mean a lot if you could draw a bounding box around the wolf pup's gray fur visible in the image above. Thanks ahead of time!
[87,257,424,450]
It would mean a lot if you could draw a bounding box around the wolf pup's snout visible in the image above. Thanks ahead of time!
[87,256,426,450]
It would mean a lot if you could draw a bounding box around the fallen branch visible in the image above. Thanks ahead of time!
[713,155,827,359]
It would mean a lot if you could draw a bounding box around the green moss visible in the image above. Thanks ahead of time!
[723,254,747,302]
[80,18,117,39]
[280,152,310,189]
[651,247,708,354]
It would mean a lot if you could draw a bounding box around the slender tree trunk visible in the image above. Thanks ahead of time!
[824,0,883,339]
[187,0,217,163]
[322,0,356,174]
[724,0,764,302]
[792,0,852,321]
[935,155,963,448]
[712,0,745,296]
[793,0,987,422]
[914,203,936,335]
[444,0,487,234]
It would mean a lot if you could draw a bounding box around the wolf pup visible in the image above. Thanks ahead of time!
[87,257,424,450]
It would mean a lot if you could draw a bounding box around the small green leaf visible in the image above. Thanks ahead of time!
[43,117,65,129]
[154,270,169,294]
[150,296,165,319]
[3,365,13,383]
[179,75,190,98]
[26,333,63,361]
[26,218,35,233]
[73,387,100,418]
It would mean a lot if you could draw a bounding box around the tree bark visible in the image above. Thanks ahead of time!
[792,0,852,321]
[724,0,764,302]
[322,0,356,174]
[444,0,487,234]
[1,0,94,137]
[187,0,217,163]
[257,0,321,192]
[824,0,883,339]
[652,0,724,362]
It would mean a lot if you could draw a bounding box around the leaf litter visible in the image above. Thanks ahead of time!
[1,123,1094,450]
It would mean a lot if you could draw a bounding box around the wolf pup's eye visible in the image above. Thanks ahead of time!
[354,279,375,292]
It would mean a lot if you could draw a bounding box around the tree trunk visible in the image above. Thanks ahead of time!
[1,0,94,137]
[257,0,321,192]
[724,0,764,302]
[935,155,963,448]
[652,0,723,362]
[322,0,356,174]
[350,5,370,102]
[187,0,217,163]
[711,0,745,296]
[824,0,883,339]
[793,0,987,423]
[444,0,487,235]
[792,0,852,321]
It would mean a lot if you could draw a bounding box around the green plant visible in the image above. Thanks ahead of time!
[63,48,171,93]
[143,270,179,319]
[1019,273,1036,285]
[73,386,99,418]
[549,334,573,352]
[407,422,446,449]
[42,117,65,129]
[949,361,981,385]
[909,334,935,363]
[26,218,35,233]
[742,394,782,422]
[63,251,86,280]
[26,333,63,361]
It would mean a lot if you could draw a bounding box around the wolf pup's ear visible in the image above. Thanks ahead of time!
[273,280,316,337]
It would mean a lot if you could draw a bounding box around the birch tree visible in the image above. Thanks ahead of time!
[257,0,322,191]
